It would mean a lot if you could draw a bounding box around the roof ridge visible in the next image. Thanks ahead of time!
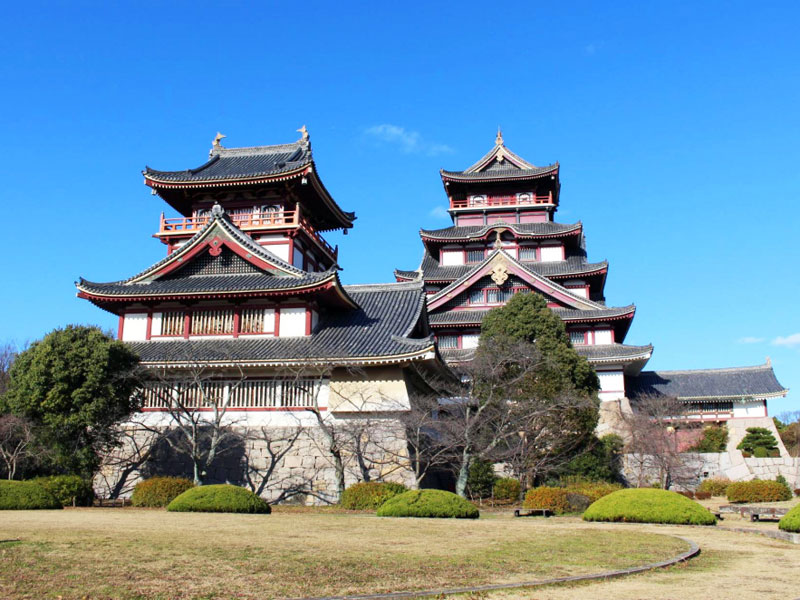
[344,280,424,292]
[642,363,774,376]
[212,140,308,157]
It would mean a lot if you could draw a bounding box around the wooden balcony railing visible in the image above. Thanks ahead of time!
[450,192,554,209]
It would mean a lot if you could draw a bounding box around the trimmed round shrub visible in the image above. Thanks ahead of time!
[778,504,800,533]
[167,484,271,514]
[33,475,94,507]
[697,477,731,497]
[132,476,195,508]
[0,480,62,510]
[493,478,521,501]
[563,480,623,502]
[726,480,792,503]
[377,489,479,519]
[583,489,717,526]
[340,481,407,510]
[523,487,572,514]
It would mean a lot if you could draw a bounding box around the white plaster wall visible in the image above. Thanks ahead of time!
[441,250,464,266]
[329,366,411,412]
[122,313,148,341]
[594,329,613,345]
[151,312,163,336]
[539,245,563,262]
[264,243,290,263]
[597,370,625,402]
[461,334,480,349]
[279,307,307,337]
[733,399,768,418]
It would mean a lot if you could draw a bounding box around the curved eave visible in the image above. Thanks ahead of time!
[440,164,559,184]
[419,223,582,243]
[76,275,358,312]
[137,345,438,369]
[673,390,788,402]
[559,307,636,323]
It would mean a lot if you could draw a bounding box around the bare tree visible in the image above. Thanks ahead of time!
[94,423,161,498]
[0,415,36,479]
[139,359,246,485]
[620,394,702,489]
[242,424,308,502]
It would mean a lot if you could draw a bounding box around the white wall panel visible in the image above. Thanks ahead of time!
[279,307,307,337]
[122,313,148,341]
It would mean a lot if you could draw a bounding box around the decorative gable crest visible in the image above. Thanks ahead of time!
[490,264,509,285]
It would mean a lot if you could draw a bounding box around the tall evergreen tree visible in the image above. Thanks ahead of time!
[1,326,140,477]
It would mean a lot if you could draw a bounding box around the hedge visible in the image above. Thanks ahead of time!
[340,481,407,510]
[564,481,623,503]
[132,477,195,508]
[697,477,731,497]
[726,480,793,503]
[33,475,95,507]
[493,478,521,501]
[377,489,479,519]
[778,504,800,533]
[0,480,62,510]
[523,487,572,514]
[166,484,271,514]
[583,489,717,526]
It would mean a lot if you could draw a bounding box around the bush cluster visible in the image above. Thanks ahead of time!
[33,475,94,507]
[0,480,62,510]
[697,478,731,497]
[377,489,479,519]
[493,478,521,501]
[689,425,729,453]
[340,481,407,510]
[132,476,195,508]
[779,504,800,533]
[563,480,623,502]
[726,480,793,503]
[523,487,572,514]
[583,488,716,526]
[467,459,497,499]
[166,484,271,514]
[737,427,780,457]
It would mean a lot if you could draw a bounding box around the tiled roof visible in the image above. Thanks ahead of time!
[127,282,437,365]
[419,222,581,241]
[627,365,788,401]
[427,305,635,326]
[396,251,607,282]
[440,164,558,182]
[144,141,313,183]
[441,140,558,182]
[574,343,654,362]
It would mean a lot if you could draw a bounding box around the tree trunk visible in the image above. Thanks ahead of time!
[455,448,471,498]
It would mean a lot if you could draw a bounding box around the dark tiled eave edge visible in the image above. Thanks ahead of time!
[440,164,558,183]
[427,306,636,326]
[419,222,582,242]
[575,344,654,364]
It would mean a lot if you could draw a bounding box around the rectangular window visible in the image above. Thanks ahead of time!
[469,289,484,304]
[160,311,184,336]
[437,335,458,349]
[141,378,325,410]
[518,246,538,261]
[466,249,484,263]
[240,308,275,334]
[191,310,234,335]
[569,331,586,345]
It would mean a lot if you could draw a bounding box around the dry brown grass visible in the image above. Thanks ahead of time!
[0,508,685,600]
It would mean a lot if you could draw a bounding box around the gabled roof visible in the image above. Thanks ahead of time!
[428,305,636,327]
[440,133,559,183]
[426,249,610,312]
[420,222,582,242]
[142,133,355,229]
[395,251,608,283]
[627,364,788,401]
[76,204,356,309]
[127,281,444,368]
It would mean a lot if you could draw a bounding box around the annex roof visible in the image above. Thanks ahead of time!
[427,305,636,327]
[627,364,788,401]
[127,282,441,367]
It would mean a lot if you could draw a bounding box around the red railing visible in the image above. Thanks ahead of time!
[450,192,554,209]
[157,210,337,259]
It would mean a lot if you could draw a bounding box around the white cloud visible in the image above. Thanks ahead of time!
[772,333,800,348]
[364,124,453,156]
[738,336,765,344]
[429,205,450,219]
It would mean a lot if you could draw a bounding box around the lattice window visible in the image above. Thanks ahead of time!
[164,248,262,277]
[466,249,485,264]
[240,308,272,334]
[190,310,234,335]
[469,289,484,304]
[437,335,458,349]
[569,331,586,345]
[518,246,538,261]
[141,379,324,410]
[161,312,184,336]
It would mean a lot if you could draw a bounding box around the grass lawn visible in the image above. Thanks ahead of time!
[0,508,688,600]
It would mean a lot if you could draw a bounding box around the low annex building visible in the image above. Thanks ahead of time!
[77,131,452,502]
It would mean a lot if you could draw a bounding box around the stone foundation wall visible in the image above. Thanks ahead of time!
[94,415,416,505]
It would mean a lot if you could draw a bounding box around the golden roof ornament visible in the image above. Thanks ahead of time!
[297,125,309,142]
[491,264,509,286]
[212,132,226,147]
[495,126,503,146]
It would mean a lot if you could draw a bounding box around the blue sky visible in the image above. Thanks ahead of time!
[1,1,798,414]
